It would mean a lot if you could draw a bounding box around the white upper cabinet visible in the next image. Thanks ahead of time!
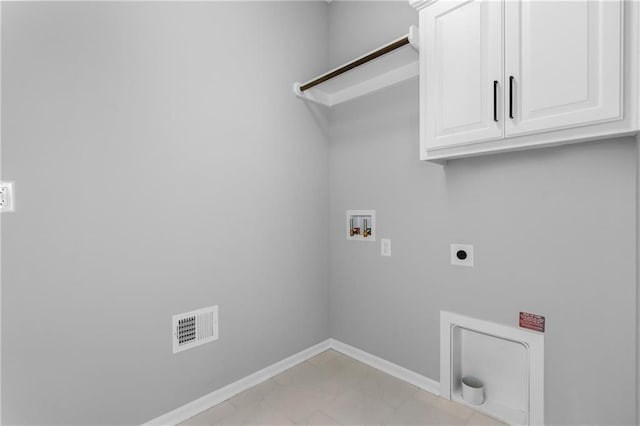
[422,0,503,148]
[504,0,622,137]
[412,0,638,162]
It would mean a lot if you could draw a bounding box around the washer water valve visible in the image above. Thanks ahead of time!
[346,210,376,242]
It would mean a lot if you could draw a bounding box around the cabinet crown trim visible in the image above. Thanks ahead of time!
[408,0,436,11]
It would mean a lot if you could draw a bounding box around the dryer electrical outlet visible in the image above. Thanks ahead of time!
[451,244,473,267]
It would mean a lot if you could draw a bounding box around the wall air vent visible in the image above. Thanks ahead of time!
[172,305,219,354]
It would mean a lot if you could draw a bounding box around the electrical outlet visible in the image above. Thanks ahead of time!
[381,239,391,256]
[451,244,473,267]
[0,182,15,212]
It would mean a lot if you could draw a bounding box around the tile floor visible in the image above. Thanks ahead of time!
[181,350,506,426]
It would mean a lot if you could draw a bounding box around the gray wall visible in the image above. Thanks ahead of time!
[1,2,329,424]
[2,2,638,425]
[327,2,637,425]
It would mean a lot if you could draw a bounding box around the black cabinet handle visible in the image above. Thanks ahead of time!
[493,80,499,122]
[509,76,514,119]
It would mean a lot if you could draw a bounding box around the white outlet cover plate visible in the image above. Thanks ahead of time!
[0,181,15,212]
[450,244,473,267]
[381,238,391,256]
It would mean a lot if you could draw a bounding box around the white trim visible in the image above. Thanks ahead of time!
[142,339,331,426]
[408,0,436,11]
[142,338,444,426]
[329,339,440,396]
[440,311,544,426]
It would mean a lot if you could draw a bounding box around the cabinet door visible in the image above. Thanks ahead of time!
[504,0,622,137]
[423,0,504,149]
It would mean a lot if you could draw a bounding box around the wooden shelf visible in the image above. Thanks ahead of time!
[294,26,419,107]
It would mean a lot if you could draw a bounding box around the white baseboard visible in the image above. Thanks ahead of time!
[142,338,442,426]
[142,339,332,426]
[329,338,441,396]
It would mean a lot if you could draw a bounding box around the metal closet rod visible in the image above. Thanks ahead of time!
[299,35,411,92]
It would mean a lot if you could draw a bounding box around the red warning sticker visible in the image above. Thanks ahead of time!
[519,312,545,332]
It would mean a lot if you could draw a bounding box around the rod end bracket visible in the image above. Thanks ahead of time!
[409,25,419,50]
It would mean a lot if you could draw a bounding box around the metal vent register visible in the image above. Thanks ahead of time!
[172,305,218,353]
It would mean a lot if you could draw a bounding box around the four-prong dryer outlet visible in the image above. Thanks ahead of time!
[451,244,473,267]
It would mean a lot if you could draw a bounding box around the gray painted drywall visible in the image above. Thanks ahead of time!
[328,2,637,425]
[2,2,638,425]
[1,2,329,424]
[637,133,639,426]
